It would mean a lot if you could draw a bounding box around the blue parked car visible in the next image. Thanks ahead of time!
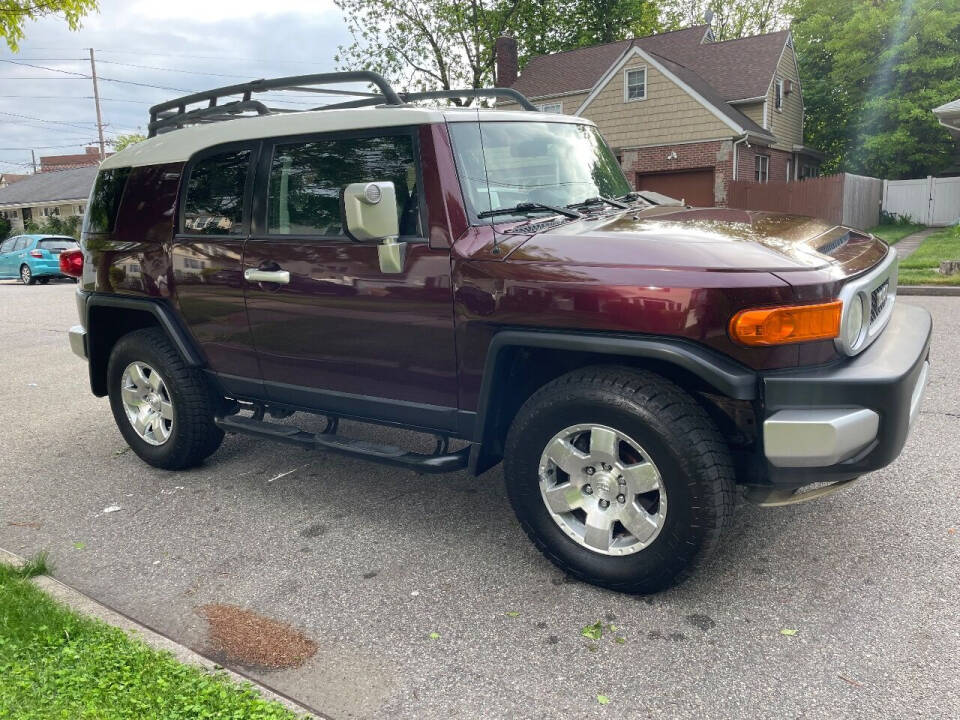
[0,234,79,285]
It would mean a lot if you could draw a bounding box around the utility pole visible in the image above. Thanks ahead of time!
[89,48,106,161]
[31,149,37,173]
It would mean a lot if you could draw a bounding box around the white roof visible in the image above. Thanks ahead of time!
[100,106,592,170]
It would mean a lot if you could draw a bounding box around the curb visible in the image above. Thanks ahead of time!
[0,548,324,719]
[899,285,960,297]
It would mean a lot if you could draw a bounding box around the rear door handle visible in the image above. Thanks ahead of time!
[244,268,290,285]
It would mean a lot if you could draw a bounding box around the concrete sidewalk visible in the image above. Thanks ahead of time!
[895,227,938,259]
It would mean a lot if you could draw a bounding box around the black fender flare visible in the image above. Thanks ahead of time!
[83,293,205,395]
[467,329,758,475]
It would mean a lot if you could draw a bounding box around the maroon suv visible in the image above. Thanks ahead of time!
[64,73,931,593]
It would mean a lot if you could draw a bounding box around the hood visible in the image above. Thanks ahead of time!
[503,207,887,275]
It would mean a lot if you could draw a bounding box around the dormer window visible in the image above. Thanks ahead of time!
[624,67,646,102]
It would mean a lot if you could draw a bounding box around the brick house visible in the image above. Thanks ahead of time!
[39,146,112,173]
[497,25,822,206]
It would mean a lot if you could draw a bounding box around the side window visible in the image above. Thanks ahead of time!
[0,237,16,253]
[266,134,421,237]
[14,237,29,251]
[84,167,131,234]
[183,149,250,235]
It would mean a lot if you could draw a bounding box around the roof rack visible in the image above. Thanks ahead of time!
[147,71,537,137]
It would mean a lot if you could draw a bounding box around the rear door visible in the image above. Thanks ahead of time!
[243,128,459,431]
[172,143,263,383]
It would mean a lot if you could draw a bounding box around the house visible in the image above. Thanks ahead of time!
[933,99,960,176]
[496,25,823,206]
[0,173,29,188]
[39,146,112,173]
[0,165,97,232]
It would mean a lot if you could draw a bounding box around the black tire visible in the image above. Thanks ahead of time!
[38,277,49,285]
[20,264,34,285]
[503,366,734,594]
[107,327,224,470]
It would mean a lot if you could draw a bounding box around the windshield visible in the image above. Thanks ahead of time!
[448,121,631,222]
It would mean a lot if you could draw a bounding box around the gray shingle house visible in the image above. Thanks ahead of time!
[0,165,97,232]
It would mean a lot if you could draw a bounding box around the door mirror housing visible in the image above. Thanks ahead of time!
[342,182,399,242]
[342,181,406,273]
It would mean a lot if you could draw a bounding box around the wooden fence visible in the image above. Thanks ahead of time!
[727,173,882,229]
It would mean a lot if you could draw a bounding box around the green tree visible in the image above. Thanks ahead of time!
[659,0,789,40]
[334,0,660,91]
[790,0,960,178]
[110,133,146,152]
[0,216,10,240]
[1,0,99,51]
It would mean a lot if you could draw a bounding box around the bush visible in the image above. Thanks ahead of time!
[0,216,10,240]
[878,210,917,226]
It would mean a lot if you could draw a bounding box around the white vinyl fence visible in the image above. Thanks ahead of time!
[882,176,960,226]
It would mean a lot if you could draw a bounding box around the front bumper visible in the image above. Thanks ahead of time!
[759,303,932,486]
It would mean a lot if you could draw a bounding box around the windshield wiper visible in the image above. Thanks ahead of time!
[477,202,582,220]
[566,195,628,210]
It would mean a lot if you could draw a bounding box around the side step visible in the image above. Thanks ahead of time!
[215,415,470,474]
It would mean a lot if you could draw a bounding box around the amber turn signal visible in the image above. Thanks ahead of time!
[729,300,842,347]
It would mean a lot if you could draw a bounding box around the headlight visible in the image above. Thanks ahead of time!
[844,293,868,350]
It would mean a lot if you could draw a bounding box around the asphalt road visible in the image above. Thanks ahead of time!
[1,280,958,720]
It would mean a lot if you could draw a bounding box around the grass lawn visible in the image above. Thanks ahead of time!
[0,559,300,720]
[899,225,960,286]
[868,222,926,245]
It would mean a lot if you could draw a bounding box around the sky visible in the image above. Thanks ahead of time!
[0,0,352,173]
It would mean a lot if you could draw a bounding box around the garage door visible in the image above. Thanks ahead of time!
[635,168,715,207]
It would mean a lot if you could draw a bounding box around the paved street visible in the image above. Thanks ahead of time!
[1,280,958,720]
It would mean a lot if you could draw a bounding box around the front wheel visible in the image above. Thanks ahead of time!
[504,366,734,594]
[107,328,224,469]
[20,264,34,285]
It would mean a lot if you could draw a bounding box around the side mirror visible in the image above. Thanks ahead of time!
[342,181,405,273]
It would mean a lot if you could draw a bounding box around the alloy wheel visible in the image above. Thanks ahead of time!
[537,423,667,556]
[120,361,174,446]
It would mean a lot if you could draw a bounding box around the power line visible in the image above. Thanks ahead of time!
[0,95,151,103]
[0,58,192,92]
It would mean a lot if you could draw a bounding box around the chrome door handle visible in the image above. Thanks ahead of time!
[244,268,290,284]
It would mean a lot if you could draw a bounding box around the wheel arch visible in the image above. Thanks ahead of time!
[84,295,205,396]
[468,330,758,475]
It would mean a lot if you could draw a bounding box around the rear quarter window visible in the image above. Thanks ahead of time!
[84,167,131,234]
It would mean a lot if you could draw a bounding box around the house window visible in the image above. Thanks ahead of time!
[41,206,60,217]
[786,159,792,183]
[755,155,769,183]
[624,67,646,102]
[536,102,562,113]
[775,78,783,111]
[76,205,84,214]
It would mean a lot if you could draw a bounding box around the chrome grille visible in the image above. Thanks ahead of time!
[835,248,898,356]
[870,279,890,323]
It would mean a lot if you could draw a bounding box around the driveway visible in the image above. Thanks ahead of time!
[1,281,958,719]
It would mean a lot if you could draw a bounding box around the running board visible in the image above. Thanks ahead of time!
[215,415,470,474]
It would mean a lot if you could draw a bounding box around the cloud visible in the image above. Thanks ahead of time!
[0,0,350,171]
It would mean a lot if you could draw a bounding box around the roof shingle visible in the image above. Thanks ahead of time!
[0,165,97,206]
[509,26,790,137]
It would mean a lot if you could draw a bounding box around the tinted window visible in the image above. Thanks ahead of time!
[0,237,16,253]
[84,167,131,234]
[39,238,79,252]
[183,150,250,235]
[267,135,420,237]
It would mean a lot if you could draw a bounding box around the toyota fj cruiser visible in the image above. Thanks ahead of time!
[63,72,931,593]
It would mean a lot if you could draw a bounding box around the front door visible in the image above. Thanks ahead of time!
[243,128,459,432]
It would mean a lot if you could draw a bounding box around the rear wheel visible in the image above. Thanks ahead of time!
[107,328,224,469]
[503,366,734,594]
[20,264,34,285]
